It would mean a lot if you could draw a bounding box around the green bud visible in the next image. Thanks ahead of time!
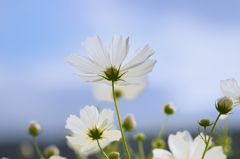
[44,145,60,159]
[197,119,213,127]
[163,103,175,115]
[134,133,146,141]
[216,97,233,115]
[152,139,165,149]
[28,121,40,136]
[122,114,136,132]
[108,152,120,159]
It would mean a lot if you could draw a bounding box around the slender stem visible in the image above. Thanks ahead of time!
[112,81,131,159]
[32,136,44,158]
[201,113,221,159]
[97,139,110,159]
[157,115,169,139]
[147,115,169,159]
[204,127,207,143]
[138,141,145,159]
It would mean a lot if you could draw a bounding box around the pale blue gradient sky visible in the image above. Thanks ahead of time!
[1,0,240,142]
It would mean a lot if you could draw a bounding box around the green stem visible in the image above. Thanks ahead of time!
[97,139,110,159]
[32,136,44,158]
[138,141,145,159]
[112,81,131,159]
[201,113,221,159]
[157,115,169,139]
[204,127,207,143]
[147,115,169,159]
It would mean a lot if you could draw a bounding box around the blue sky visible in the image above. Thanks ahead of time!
[1,0,240,142]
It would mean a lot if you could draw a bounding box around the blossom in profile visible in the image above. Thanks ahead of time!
[152,131,226,159]
[220,78,240,119]
[67,35,156,85]
[65,105,121,152]
[92,77,146,101]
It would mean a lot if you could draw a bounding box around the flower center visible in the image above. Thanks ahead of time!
[86,126,104,140]
[114,89,123,99]
[101,65,126,82]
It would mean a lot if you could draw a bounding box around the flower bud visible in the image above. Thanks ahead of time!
[122,114,136,132]
[216,97,233,115]
[44,145,60,159]
[152,139,165,149]
[163,103,175,115]
[197,119,213,127]
[108,152,120,159]
[28,121,40,136]
[134,133,146,141]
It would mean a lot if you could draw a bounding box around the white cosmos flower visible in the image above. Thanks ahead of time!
[67,35,156,85]
[92,77,146,101]
[152,131,226,159]
[65,105,121,152]
[220,78,240,119]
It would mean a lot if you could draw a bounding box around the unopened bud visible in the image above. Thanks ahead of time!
[216,97,233,115]
[152,139,165,149]
[28,121,40,136]
[108,152,120,159]
[134,133,146,141]
[163,103,175,115]
[197,119,213,127]
[122,114,136,132]
[44,145,60,159]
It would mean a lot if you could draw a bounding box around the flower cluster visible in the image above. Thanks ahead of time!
[25,35,240,159]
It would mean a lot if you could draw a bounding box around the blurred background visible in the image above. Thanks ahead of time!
[1,0,240,158]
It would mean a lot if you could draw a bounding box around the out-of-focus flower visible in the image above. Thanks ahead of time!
[28,121,40,136]
[19,142,34,159]
[49,156,66,159]
[65,105,121,152]
[44,145,60,159]
[67,35,156,85]
[220,78,240,119]
[152,139,165,149]
[122,114,136,132]
[163,103,175,115]
[92,77,146,101]
[134,133,146,141]
[152,131,226,159]
[220,78,240,106]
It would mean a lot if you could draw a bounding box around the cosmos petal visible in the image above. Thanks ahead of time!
[67,54,103,74]
[109,35,129,68]
[168,131,192,159]
[97,109,114,130]
[152,149,175,159]
[80,106,99,129]
[220,78,240,106]
[104,130,121,141]
[65,115,87,134]
[124,60,157,77]
[82,36,111,68]
[205,146,226,159]
[122,45,154,70]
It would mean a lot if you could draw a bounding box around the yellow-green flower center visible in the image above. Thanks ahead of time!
[101,65,126,82]
[86,126,104,140]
